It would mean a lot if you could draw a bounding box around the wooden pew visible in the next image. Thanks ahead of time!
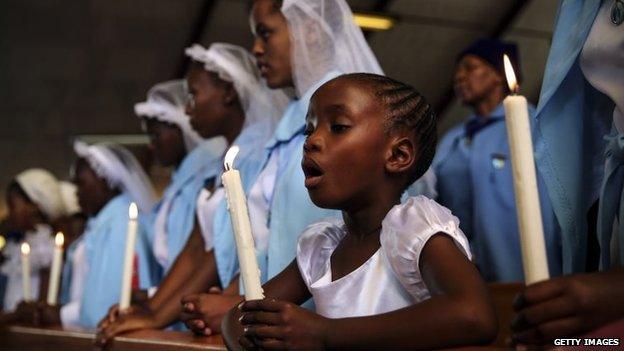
[0,325,226,351]
[0,283,522,350]
[0,325,511,350]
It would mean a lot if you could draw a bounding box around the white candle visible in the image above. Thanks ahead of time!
[21,242,31,302]
[47,232,64,305]
[119,202,139,310]
[222,146,264,300]
[502,54,550,285]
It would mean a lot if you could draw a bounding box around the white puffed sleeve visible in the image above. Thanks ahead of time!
[296,218,345,289]
[380,196,471,300]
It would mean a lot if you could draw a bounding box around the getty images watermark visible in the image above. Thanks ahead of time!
[554,338,620,347]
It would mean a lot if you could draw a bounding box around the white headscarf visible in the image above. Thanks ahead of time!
[276,0,383,96]
[73,141,157,213]
[134,80,206,152]
[184,43,288,138]
[14,168,64,221]
[59,181,81,216]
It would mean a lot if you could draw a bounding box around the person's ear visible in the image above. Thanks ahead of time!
[223,82,238,106]
[385,136,416,175]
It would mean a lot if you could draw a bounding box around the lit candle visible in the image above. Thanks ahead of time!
[119,202,139,310]
[221,146,264,300]
[21,242,31,301]
[47,232,64,305]
[502,54,550,284]
[0,235,6,251]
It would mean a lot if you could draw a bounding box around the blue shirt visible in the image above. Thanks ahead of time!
[152,140,222,274]
[434,104,563,282]
[79,194,159,328]
[59,235,83,305]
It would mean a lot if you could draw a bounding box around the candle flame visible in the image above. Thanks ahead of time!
[21,242,30,255]
[129,202,138,220]
[55,232,65,247]
[503,54,518,94]
[0,235,5,251]
[224,145,240,171]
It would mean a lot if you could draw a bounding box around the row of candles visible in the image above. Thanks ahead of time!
[15,55,546,310]
[18,204,140,308]
[16,145,263,309]
[19,231,64,304]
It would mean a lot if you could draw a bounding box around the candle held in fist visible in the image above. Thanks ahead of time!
[47,232,64,305]
[221,146,264,300]
[119,202,139,310]
[502,54,550,284]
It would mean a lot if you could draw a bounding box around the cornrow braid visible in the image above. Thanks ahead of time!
[341,73,437,185]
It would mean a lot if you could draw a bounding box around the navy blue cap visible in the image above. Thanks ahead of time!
[458,38,522,84]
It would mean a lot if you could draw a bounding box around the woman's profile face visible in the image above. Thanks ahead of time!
[251,0,294,89]
[185,66,232,139]
[6,184,41,232]
[72,158,115,217]
[144,118,186,167]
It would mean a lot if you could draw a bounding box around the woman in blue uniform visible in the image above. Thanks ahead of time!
[433,38,562,282]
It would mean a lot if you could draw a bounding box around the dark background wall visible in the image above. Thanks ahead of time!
[0,0,559,216]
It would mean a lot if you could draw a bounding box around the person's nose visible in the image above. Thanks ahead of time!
[303,130,323,153]
[252,37,264,58]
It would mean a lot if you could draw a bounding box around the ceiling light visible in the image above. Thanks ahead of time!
[353,13,395,31]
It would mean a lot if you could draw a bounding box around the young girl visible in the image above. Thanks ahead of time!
[0,169,63,313]
[135,80,225,277]
[64,142,158,328]
[224,74,497,350]
[180,0,386,335]
[95,43,286,342]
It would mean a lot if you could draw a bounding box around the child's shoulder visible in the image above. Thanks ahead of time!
[380,196,472,299]
[296,217,345,286]
[381,196,460,240]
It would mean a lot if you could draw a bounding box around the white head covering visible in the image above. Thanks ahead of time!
[266,0,383,96]
[134,80,204,152]
[184,43,288,136]
[59,181,81,216]
[73,141,157,213]
[14,168,64,221]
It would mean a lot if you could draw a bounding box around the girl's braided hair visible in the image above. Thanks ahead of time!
[341,73,437,184]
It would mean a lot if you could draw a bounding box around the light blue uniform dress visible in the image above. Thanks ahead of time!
[79,194,158,328]
[212,71,343,289]
[210,125,276,288]
[434,104,563,281]
[533,0,614,273]
[59,236,83,305]
[152,141,222,275]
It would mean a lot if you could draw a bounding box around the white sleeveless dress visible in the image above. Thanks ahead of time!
[296,196,472,318]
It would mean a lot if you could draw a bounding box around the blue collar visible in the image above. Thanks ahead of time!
[463,103,506,139]
[265,70,342,149]
[169,140,221,192]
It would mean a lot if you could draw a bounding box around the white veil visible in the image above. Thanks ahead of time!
[134,80,205,152]
[73,141,157,213]
[280,0,383,96]
[185,43,288,136]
